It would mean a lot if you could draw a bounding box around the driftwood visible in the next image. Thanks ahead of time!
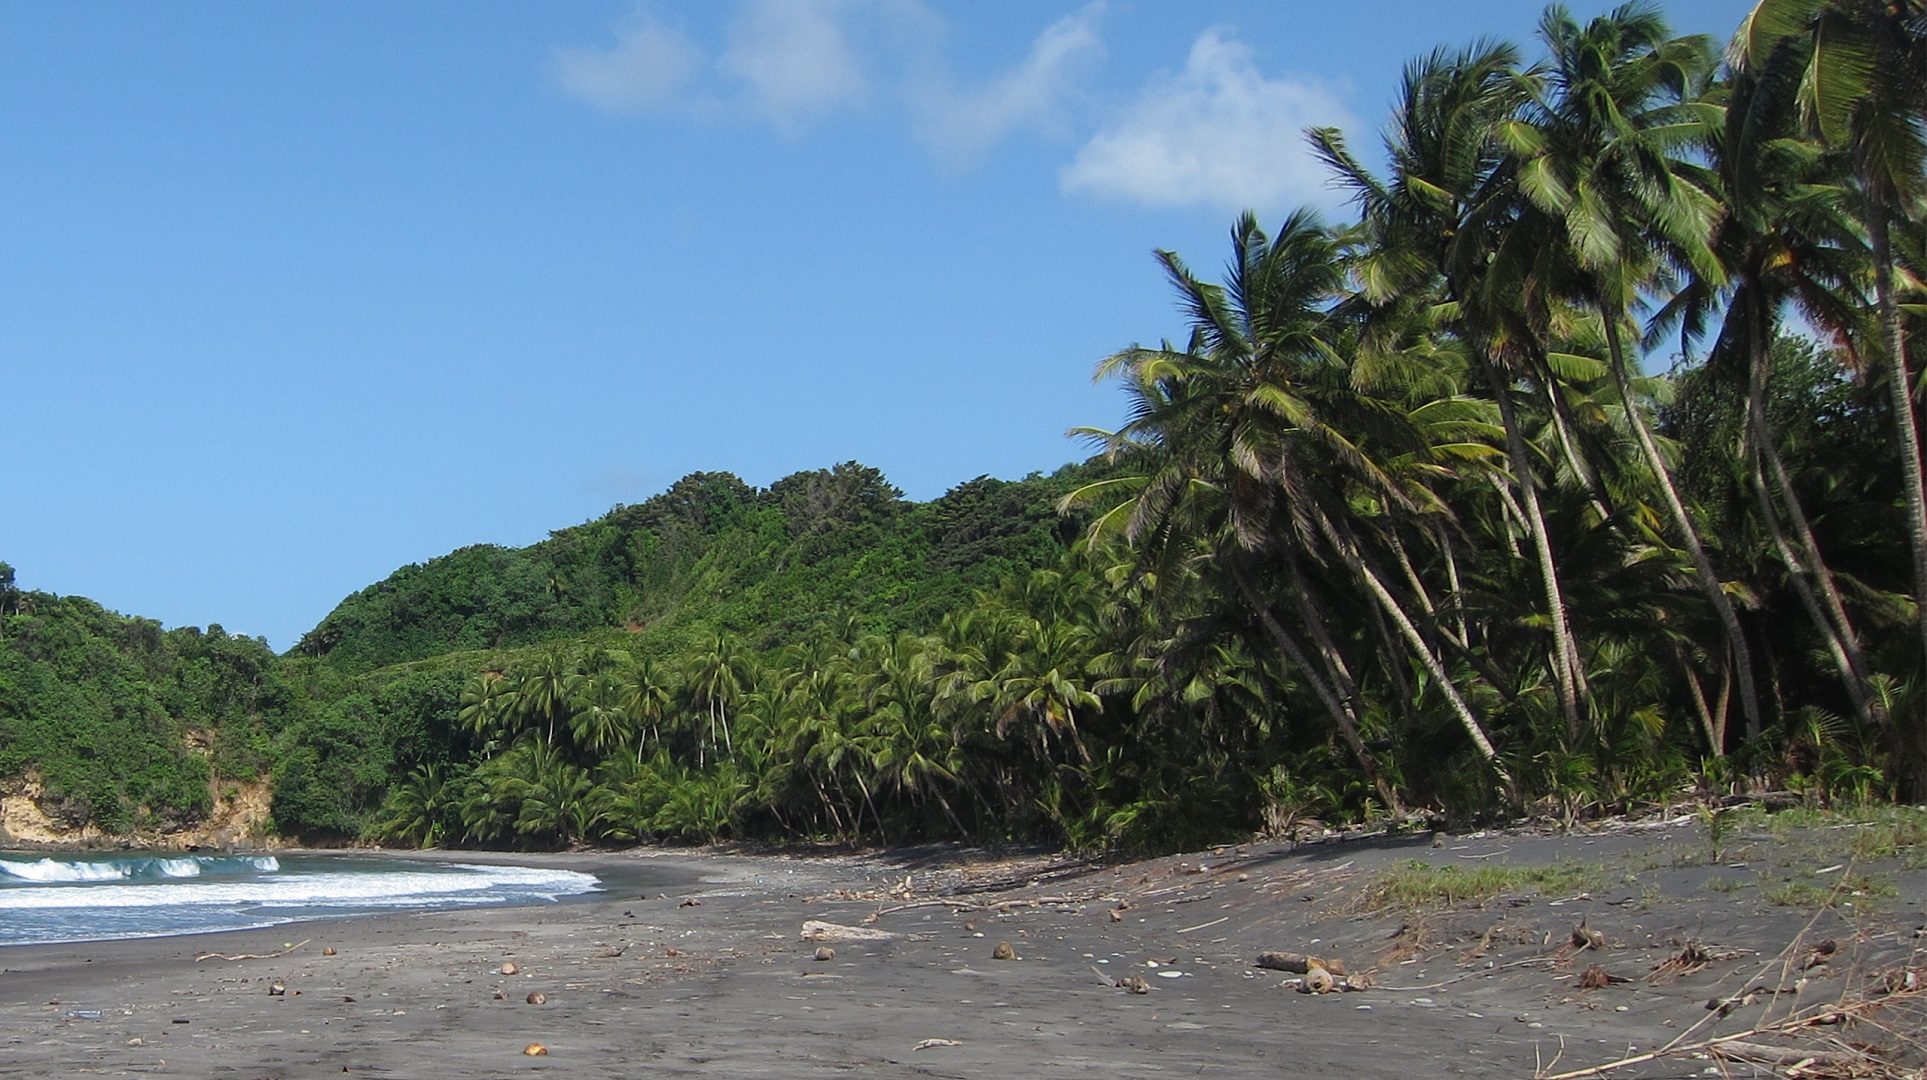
[1255,951,1348,977]
[1710,1041,1861,1068]
[195,938,310,962]
[800,920,897,942]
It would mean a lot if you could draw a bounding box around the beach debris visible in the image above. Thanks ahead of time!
[1707,988,1764,1017]
[1576,964,1629,990]
[814,946,836,962]
[663,946,680,957]
[1108,909,1123,922]
[268,980,287,997]
[801,920,897,942]
[492,990,507,1000]
[1092,966,1150,993]
[1302,965,1336,994]
[679,898,702,908]
[63,1009,102,1021]
[1801,939,1837,970]
[322,947,337,956]
[1571,921,1606,951]
[197,938,311,963]
[1255,951,1348,977]
[1875,967,1920,995]
[992,941,1017,961]
[594,944,628,958]
[522,1043,548,1056]
[912,1038,961,1051]
[498,961,520,976]
[1649,940,1711,979]
[525,991,547,1005]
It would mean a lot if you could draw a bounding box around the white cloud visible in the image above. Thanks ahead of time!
[553,13,704,113]
[1060,29,1354,212]
[911,3,1105,169]
[720,0,873,134]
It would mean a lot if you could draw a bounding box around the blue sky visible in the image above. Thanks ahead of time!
[1,0,1755,650]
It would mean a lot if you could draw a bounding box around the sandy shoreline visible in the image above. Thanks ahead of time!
[4,821,1923,1078]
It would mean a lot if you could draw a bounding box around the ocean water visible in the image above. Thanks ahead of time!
[0,851,600,947]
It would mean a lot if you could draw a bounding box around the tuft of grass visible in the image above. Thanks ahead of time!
[1764,872,1897,910]
[1357,859,1601,912]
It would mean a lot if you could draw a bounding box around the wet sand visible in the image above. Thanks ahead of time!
[3,819,1922,1078]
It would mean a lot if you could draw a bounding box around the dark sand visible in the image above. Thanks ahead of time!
[3,818,1922,1078]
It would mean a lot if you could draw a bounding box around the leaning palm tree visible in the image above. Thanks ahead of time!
[1735,0,1927,791]
[1505,3,1767,737]
[1650,48,1882,734]
[1073,211,1511,800]
[1313,41,1597,745]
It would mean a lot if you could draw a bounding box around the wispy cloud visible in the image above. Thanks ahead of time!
[1060,29,1354,212]
[553,11,703,114]
[719,0,874,134]
[910,3,1105,169]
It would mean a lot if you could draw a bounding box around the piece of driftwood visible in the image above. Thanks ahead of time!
[1710,1041,1859,1068]
[1255,951,1348,977]
[800,920,897,942]
[196,938,310,962]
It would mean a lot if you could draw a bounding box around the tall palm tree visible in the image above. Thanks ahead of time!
[1735,0,1927,790]
[1650,49,1881,734]
[516,647,582,749]
[686,633,751,767]
[1313,42,1597,744]
[1506,3,1766,737]
[1075,211,1512,797]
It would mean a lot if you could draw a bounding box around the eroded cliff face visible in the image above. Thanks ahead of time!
[0,773,279,850]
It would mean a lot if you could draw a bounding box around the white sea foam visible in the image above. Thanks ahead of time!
[0,861,595,911]
[0,854,282,884]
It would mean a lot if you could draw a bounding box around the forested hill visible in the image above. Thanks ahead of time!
[0,461,1102,843]
[295,462,1099,673]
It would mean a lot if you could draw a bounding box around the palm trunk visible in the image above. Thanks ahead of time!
[1602,313,1764,739]
[1867,204,1927,796]
[1743,319,1880,730]
[1310,505,1512,791]
[1490,357,1589,740]
[1236,561,1405,814]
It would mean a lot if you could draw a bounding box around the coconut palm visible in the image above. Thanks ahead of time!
[1503,3,1769,738]
[1313,42,1598,744]
[1735,0,1927,789]
[1074,211,1512,800]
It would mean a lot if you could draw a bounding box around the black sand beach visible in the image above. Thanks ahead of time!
[4,818,1922,1078]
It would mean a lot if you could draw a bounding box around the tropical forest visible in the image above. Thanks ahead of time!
[3,0,1926,854]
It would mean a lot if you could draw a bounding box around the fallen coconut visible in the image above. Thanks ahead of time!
[522,1043,548,1056]
[499,961,520,976]
[526,991,547,1005]
[992,941,1016,961]
[814,946,836,962]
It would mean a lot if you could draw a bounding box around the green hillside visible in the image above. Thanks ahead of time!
[297,463,1092,673]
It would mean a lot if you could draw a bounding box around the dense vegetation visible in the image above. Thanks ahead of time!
[3,0,1924,853]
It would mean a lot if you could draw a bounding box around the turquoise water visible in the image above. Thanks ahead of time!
[0,851,600,946]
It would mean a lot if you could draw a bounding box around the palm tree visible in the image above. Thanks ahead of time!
[516,647,582,749]
[1650,48,1882,735]
[1506,3,1766,738]
[371,764,450,848]
[612,653,673,764]
[1735,0,1927,790]
[1313,42,1598,745]
[686,633,751,766]
[1075,211,1512,798]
